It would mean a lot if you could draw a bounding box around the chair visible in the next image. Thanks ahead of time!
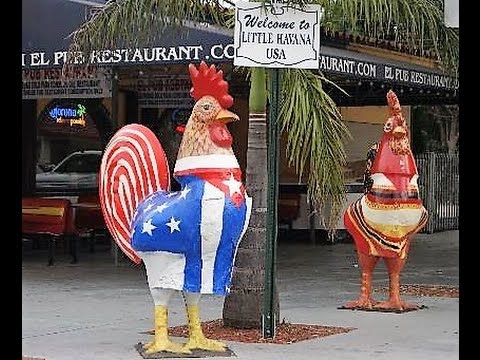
[22,197,76,265]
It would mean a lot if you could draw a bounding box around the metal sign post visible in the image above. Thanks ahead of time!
[263,67,280,338]
[234,0,323,339]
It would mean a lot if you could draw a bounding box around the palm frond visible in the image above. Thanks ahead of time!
[71,0,458,74]
[318,0,458,74]
[69,0,234,56]
[278,68,351,231]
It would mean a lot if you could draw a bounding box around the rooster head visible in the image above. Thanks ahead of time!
[177,62,239,159]
[191,95,239,148]
[383,90,410,155]
[371,90,417,178]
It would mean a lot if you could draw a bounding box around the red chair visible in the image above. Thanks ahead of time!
[22,197,76,265]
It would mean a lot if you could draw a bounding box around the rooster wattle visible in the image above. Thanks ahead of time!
[343,90,428,311]
[99,62,252,354]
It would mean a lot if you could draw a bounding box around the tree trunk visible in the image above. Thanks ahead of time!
[222,68,279,328]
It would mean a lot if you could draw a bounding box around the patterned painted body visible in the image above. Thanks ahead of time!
[131,170,251,295]
[345,137,428,259]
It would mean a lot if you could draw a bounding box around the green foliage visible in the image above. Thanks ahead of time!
[69,0,234,55]
[293,0,459,74]
[279,69,350,230]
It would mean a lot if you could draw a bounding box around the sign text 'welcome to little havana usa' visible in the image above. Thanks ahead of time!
[232,1,458,90]
[233,1,322,69]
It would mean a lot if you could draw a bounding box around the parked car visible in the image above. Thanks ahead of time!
[35,150,102,195]
[30,150,107,248]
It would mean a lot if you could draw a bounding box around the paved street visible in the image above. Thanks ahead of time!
[22,230,459,360]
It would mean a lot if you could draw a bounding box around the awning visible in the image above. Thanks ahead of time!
[22,0,458,95]
[22,0,233,68]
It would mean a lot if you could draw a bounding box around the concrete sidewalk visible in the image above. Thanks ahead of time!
[22,231,459,360]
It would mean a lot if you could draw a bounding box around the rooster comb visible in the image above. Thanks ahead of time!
[189,61,234,109]
[387,90,402,117]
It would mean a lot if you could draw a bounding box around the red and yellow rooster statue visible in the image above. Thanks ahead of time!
[343,90,428,311]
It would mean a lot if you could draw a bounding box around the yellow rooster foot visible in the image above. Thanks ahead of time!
[374,299,420,312]
[144,339,192,355]
[343,296,378,310]
[183,336,227,353]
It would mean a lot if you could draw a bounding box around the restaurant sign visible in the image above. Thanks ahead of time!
[137,75,194,108]
[21,47,458,91]
[22,66,112,99]
[319,54,458,91]
[47,103,88,127]
[21,45,234,68]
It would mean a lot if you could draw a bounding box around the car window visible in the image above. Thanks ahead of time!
[55,154,101,174]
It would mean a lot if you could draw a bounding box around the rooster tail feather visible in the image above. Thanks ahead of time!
[99,124,171,263]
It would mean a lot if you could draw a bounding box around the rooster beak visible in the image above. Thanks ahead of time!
[215,109,239,123]
[392,126,407,138]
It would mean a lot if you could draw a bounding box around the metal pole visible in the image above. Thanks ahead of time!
[110,69,120,266]
[263,68,280,339]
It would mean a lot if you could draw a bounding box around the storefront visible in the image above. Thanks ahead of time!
[22,0,458,242]
[22,0,241,198]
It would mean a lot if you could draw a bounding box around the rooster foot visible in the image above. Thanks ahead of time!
[343,296,378,310]
[374,299,420,312]
[144,340,192,355]
[183,336,227,353]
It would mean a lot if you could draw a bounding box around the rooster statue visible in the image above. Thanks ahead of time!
[99,61,252,354]
[343,90,428,312]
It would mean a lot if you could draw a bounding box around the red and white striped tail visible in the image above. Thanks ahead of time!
[99,124,171,264]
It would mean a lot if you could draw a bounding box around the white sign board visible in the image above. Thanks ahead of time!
[233,1,322,69]
[444,0,459,28]
[137,75,194,108]
[22,66,112,99]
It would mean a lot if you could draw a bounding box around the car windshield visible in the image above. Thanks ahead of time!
[54,153,101,174]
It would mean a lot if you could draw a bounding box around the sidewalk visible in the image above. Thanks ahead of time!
[22,230,459,360]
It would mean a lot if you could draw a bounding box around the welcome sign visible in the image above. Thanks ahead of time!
[233,2,322,69]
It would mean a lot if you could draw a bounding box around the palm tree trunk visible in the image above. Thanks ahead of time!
[222,68,279,328]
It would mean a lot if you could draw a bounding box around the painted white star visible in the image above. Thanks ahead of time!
[222,173,242,196]
[166,216,181,234]
[156,203,169,213]
[166,192,178,198]
[141,218,157,236]
[179,186,191,199]
[144,203,154,212]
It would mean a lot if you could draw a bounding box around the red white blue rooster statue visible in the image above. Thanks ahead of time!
[99,62,251,354]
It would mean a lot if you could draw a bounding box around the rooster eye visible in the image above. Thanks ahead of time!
[384,120,393,132]
[202,103,211,111]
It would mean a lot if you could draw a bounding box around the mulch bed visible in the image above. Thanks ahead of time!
[164,319,355,344]
[373,284,459,298]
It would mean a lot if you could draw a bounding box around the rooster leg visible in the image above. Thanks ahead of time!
[182,292,227,352]
[144,288,191,355]
[374,256,419,311]
[343,252,379,309]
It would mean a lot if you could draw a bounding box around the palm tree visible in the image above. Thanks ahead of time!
[69,0,458,329]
